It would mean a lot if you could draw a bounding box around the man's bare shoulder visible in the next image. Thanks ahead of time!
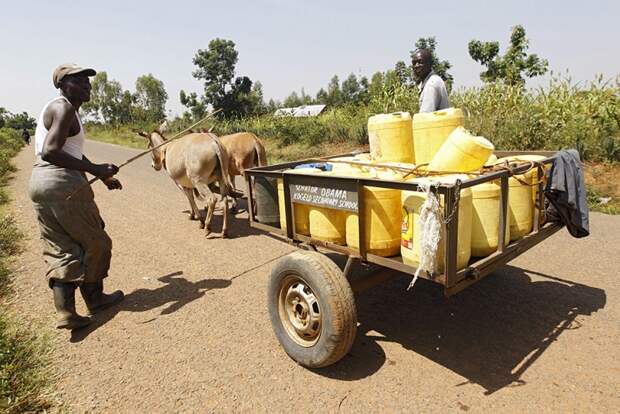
[48,99,74,116]
[44,99,76,126]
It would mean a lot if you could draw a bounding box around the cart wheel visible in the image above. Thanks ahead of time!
[268,251,357,368]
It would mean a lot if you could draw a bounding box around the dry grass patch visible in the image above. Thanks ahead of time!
[584,162,620,214]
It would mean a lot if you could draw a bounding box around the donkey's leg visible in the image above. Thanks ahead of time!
[177,184,198,220]
[190,178,216,236]
[205,194,217,237]
[181,186,202,224]
[230,173,239,212]
[218,174,230,238]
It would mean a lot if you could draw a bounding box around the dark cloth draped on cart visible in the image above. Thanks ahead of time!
[544,149,589,238]
[29,158,112,288]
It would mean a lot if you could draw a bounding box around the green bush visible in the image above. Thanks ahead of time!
[452,75,620,162]
[0,216,21,259]
[212,106,372,148]
[0,315,55,413]
[0,129,23,178]
[0,127,56,412]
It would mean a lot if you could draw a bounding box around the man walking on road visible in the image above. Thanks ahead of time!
[28,63,124,330]
[412,49,450,113]
[22,128,31,145]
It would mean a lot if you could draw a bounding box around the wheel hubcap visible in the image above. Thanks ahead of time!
[279,275,321,347]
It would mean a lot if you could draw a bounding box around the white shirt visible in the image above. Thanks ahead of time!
[418,72,449,113]
[35,96,85,160]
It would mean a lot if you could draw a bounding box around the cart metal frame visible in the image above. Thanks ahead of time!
[245,150,562,296]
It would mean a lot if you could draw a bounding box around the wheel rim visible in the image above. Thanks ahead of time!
[278,274,321,347]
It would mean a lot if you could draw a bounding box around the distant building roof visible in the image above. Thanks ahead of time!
[274,107,297,116]
[274,104,326,117]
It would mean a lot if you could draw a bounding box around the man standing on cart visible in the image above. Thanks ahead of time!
[412,48,450,113]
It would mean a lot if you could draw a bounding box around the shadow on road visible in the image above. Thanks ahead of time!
[181,196,263,239]
[70,271,231,343]
[318,264,606,394]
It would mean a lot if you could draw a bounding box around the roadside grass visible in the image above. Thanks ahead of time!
[0,128,57,412]
[584,162,620,214]
[263,139,366,164]
[85,124,146,149]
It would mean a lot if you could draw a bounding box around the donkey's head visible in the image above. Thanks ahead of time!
[138,131,167,171]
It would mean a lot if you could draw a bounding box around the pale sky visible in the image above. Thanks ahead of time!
[1,0,618,118]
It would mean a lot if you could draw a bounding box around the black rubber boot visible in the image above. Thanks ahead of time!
[79,280,124,314]
[52,282,91,330]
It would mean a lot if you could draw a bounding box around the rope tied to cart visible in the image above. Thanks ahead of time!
[407,180,442,289]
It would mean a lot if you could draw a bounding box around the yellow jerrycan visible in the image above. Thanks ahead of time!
[485,153,498,167]
[308,171,348,245]
[328,154,370,175]
[401,175,473,273]
[345,169,404,257]
[429,127,494,173]
[412,108,465,165]
[501,154,548,224]
[497,157,534,241]
[368,112,414,164]
[469,178,511,257]
[277,168,321,235]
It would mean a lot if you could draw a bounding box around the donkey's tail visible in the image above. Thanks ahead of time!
[209,133,234,198]
[253,135,268,167]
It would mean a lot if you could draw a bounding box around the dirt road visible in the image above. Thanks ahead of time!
[9,141,619,412]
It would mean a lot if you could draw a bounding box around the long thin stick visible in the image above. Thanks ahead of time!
[66,109,222,200]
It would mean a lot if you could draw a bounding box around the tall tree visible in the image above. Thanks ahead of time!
[266,98,280,113]
[283,91,303,108]
[220,76,256,117]
[3,111,36,130]
[82,71,128,123]
[326,75,342,106]
[300,88,313,105]
[368,71,385,99]
[118,91,134,124]
[179,90,207,120]
[192,38,238,105]
[134,74,168,122]
[410,37,454,88]
[0,107,8,128]
[358,76,370,105]
[468,25,548,85]
[315,88,328,104]
[250,81,267,114]
[341,73,361,104]
[182,38,263,118]
[394,61,412,86]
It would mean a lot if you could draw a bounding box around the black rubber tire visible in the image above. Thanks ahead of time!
[267,251,357,368]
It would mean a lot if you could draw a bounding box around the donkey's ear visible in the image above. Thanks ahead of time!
[138,131,149,137]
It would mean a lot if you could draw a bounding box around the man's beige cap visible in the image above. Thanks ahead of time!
[52,63,96,88]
